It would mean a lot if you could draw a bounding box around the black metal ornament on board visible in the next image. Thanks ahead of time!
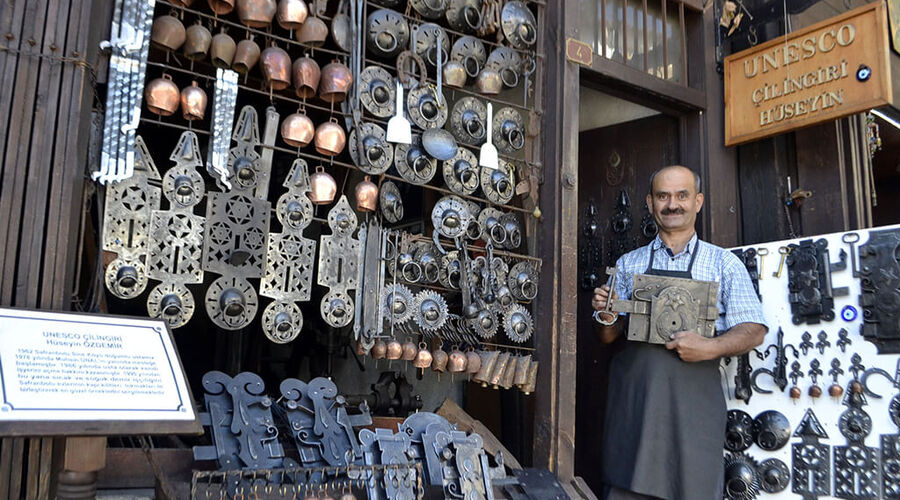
[580,198,604,290]
[723,452,760,500]
[752,410,791,451]
[858,228,900,353]
[608,190,636,264]
[834,386,879,499]
[792,408,831,499]
[759,458,791,493]
[725,410,754,452]
[786,238,849,325]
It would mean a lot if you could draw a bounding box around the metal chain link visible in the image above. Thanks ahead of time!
[0,44,103,113]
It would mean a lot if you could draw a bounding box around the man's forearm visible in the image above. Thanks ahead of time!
[709,322,767,357]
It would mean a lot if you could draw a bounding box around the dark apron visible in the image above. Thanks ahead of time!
[601,243,725,500]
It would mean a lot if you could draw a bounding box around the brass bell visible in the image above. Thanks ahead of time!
[277,0,309,29]
[475,67,503,95]
[237,0,277,28]
[281,110,315,147]
[474,350,499,386]
[521,360,538,395]
[292,55,321,99]
[514,354,531,387]
[314,118,346,156]
[232,37,261,74]
[260,45,291,90]
[501,355,518,389]
[448,346,467,373]
[401,339,418,361]
[308,166,337,205]
[296,15,328,47]
[210,29,237,68]
[431,348,448,372]
[355,176,378,212]
[207,0,235,14]
[414,342,433,369]
[386,338,403,360]
[490,352,511,388]
[319,60,353,103]
[183,22,212,60]
[443,59,467,88]
[465,348,481,375]
[151,14,186,52]
[180,81,208,121]
[372,339,387,359]
[144,74,180,116]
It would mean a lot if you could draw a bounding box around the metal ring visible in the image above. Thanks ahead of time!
[500,66,518,87]
[463,5,481,30]
[374,30,399,53]
[507,127,525,150]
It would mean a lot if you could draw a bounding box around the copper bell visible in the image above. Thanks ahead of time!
[414,342,433,369]
[151,14,186,51]
[432,348,448,372]
[501,355,518,389]
[237,0,277,28]
[183,22,212,60]
[490,352,511,388]
[372,339,387,359]
[443,60,467,88]
[308,166,337,205]
[475,67,503,95]
[296,15,328,46]
[210,29,237,68]
[474,350,499,386]
[233,37,261,73]
[260,45,291,90]
[401,339,418,361]
[465,349,481,375]
[181,81,208,120]
[448,346,467,373]
[207,0,235,14]
[319,60,353,103]
[277,0,309,29]
[521,361,538,395]
[281,110,315,147]
[144,74,180,116]
[386,338,403,360]
[514,354,531,387]
[314,118,346,156]
[292,55,321,99]
[355,176,378,212]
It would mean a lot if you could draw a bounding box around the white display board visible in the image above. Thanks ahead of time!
[723,223,900,499]
[0,308,200,435]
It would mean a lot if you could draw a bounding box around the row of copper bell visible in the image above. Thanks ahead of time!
[145,76,209,120]
[165,0,316,31]
[363,340,538,394]
[305,165,378,215]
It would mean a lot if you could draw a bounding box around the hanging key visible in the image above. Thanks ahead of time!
[773,246,790,278]
[842,232,860,278]
[756,247,768,279]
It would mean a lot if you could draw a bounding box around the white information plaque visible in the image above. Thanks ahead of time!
[0,308,200,435]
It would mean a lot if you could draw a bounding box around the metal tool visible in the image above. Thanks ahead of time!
[773,246,789,278]
[592,267,618,326]
[756,247,768,278]
[842,231,860,277]
[479,102,499,169]
[386,80,412,144]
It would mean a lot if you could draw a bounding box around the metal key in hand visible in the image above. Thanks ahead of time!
[773,246,790,278]
[756,247,768,279]
[593,266,618,325]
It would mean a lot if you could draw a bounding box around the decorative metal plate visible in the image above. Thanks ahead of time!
[752,410,790,451]
[470,307,498,339]
[321,290,355,327]
[834,444,879,498]
[206,276,259,330]
[366,8,409,58]
[758,458,790,493]
[499,212,522,249]
[882,434,900,497]
[492,107,526,154]
[275,192,314,232]
[226,106,265,194]
[147,281,195,329]
[450,36,486,78]
[838,407,872,442]
[349,122,394,174]
[859,228,900,353]
[442,147,479,195]
[725,410,754,452]
[102,135,161,260]
[413,290,448,331]
[380,181,404,223]
[104,258,148,299]
[410,0,448,20]
[162,165,206,210]
[318,196,361,327]
[431,195,473,239]
[262,301,303,343]
[440,250,461,289]
[486,47,522,88]
[508,261,538,301]
[445,0,482,34]
[406,85,447,130]
[382,283,415,325]
[413,242,441,283]
[491,257,509,286]
[480,160,515,205]
[327,194,359,239]
[503,304,533,343]
[359,66,396,118]
[260,233,316,302]
[723,453,760,500]
[501,1,537,49]
[147,211,205,283]
[414,22,450,70]
[395,135,437,185]
[478,207,506,245]
[450,97,487,146]
[792,409,830,497]
[202,192,271,278]
[207,69,239,190]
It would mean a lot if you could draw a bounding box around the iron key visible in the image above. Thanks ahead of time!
[842,232,860,278]
[773,246,790,278]
[756,247,769,279]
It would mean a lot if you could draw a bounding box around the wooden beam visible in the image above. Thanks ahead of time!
[583,55,706,111]
[436,399,523,470]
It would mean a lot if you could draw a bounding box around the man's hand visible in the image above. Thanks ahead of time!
[592,285,617,313]
[665,331,718,362]
[592,285,622,343]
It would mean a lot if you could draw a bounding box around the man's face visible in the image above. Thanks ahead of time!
[646,168,704,233]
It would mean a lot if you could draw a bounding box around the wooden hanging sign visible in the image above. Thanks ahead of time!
[724,2,893,146]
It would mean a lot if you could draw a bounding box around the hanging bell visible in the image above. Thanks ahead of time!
[292,55,321,98]
[386,338,403,360]
[448,346,467,373]
[355,176,378,212]
[144,74,180,116]
[401,339,418,361]
[207,0,235,14]
[475,67,503,95]
[237,0,277,27]
[296,15,328,46]
[465,348,481,375]
[501,355,518,389]
[151,14,186,52]
[490,352,511,388]
[474,350,499,386]
[372,339,387,359]
[318,60,353,103]
[521,361,538,395]
[414,342,433,369]
[260,45,292,90]
[277,0,309,29]
[431,348,449,372]
[514,354,532,387]
[232,37,261,73]
[210,29,237,68]
[308,166,337,205]
[443,59,467,88]
[180,81,208,121]
[281,111,315,147]
[183,22,212,60]
[314,118,346,156]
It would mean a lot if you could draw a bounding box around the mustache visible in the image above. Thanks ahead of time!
[661,208,685,215]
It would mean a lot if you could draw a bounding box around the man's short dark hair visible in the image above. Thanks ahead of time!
[648,165,702,194]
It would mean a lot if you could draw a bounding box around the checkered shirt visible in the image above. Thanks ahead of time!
[611,233,767,333]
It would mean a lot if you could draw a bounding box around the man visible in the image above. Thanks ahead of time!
[592,165,767,500]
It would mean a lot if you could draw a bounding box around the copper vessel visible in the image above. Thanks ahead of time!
[414,343,433,369]
[465,349,481,375]
[318,60,352,103]
[232,37,261,73]
[180,81,208,120]
[372,339,387,359]
[355,176,378,212]
[401,339,418,361]
[151,14,186,51]
[260,45,291,90]
[281,111,315,147]
[448,346,467,373]
[386,339,403,360]
[475,67,502,95]
[237,0,277,27]
[314,118,346,156]
[431,348,448,372]
[210,30,237,68]
[183,22,212,60]
[308,166,337,204]
[296,15,328,46]
[277,0,309,29]
[443,60,467,88]
[144,74,180,116]
[292,55,321,99]
[207,0,235,14]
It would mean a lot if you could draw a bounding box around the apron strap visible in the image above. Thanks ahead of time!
[645,237,699,277]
